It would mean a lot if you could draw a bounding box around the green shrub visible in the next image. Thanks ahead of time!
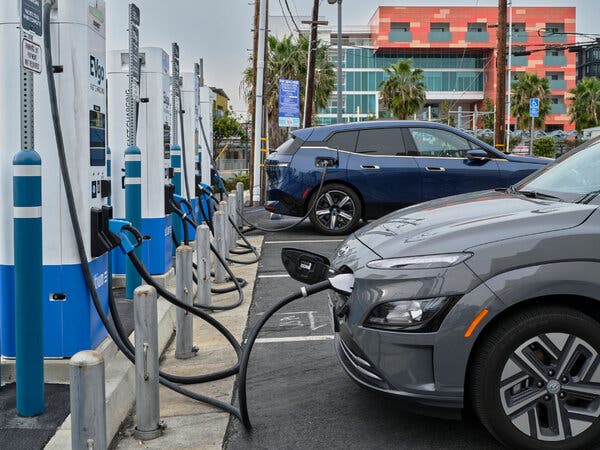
[223,173,250,192]
[533,137,556,158]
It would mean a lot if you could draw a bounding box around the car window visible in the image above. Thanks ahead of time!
[409,128,473,158]
[355,128,405,156]
[275,137,303,155]
[327,131,358,152]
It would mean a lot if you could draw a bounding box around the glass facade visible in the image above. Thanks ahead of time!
[318,47,486,124]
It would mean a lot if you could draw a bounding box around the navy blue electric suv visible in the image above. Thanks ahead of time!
[265,121,551,235]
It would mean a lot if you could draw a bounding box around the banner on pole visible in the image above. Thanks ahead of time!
[278,79,300,128]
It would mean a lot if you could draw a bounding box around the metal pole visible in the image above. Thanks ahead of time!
[473,105,478,133]
[505,0,513,151]
[133,285,163,440]
[125,5,142,298]
[70,351,107,450]
[529,116,534,156]
[175,246,195,359]
[196,225,212,307]
[457,106,463,129]
[228,192,237,251]
[236,182,244,229]
[428,105,432,121]
[336,0,343,123]
[252,0,267,203]
[213,210,227,283]
[170,44,183,248]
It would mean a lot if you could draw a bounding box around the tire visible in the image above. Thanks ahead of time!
[470,305,600,450]
[309,183,362,236]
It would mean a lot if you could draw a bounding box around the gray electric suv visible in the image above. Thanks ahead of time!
[329,137,600,449]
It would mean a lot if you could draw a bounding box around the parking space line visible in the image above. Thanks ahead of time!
[254,335,335,344]
[258,274,290,279]
[264,239,344,244]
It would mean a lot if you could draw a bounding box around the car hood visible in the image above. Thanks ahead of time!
[354,190,597,258]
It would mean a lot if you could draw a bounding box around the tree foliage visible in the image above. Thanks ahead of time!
[242,34,335,149]
[213,110,247,157]
[480,97,495,130]
[569,77,600,132]
[378,60,426,120]
[510,73,551,129]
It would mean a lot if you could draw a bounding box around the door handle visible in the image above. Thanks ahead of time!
[360,164,380,169]
[425,166,446,172]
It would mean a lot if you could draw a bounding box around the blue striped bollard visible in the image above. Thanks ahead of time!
[171,144,182,247]
[13,149,44,416]
[106,146,111,206]
[125,145,142,299]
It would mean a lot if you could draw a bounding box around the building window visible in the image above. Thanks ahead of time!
[466,23,489,42]
[389,22,411,42]
[544,23,566,42]
[512,46,527,66]
[511,22,528,42]
[429,23,451,42]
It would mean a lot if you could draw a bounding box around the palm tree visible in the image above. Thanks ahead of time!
[510,73,551,129]
[569,77,600,132]
[378,60,426,120]
[242,34,335,148]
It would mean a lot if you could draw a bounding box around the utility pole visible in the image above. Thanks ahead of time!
[494,0,507,151]
[252,0,268,203]
[261,0,269,204]
[505,0,513,150]
[249,0,260,206]
[303,0,320,128]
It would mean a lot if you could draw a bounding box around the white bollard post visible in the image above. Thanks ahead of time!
[196,224,212,307]
[134,285,163,440]
[175,246,195,359]
[70,351,107,450]
[213,210,227,284]
[228,192,237,251]
[236,182,244,229]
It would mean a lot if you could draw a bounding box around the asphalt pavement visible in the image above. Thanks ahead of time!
[223,212,502,449]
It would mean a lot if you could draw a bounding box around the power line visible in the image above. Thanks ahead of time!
[284,0,301,32]
[277,0,294,34]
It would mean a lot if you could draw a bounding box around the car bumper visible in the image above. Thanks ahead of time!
[265,189,304,217]
[334,329,463,413]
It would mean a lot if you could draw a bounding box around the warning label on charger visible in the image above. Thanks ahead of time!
[21,38,42,74]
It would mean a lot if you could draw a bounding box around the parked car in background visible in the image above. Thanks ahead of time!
[265,121,551,235]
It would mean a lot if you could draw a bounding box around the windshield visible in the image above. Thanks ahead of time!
[517,138,600,202]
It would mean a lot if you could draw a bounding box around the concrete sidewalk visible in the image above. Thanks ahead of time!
[42,235,262,449]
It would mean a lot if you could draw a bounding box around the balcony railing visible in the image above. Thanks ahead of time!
[550,103,567,114]
[466,31,489,43]
[544,55,567,66]
[388,30,412,42]
[511,55,528,67]
[544,33,566,43]
[428,31,452,42]
[511,31,528,43]
[549,79,566,90]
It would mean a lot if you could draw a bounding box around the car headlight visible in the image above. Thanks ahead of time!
[364,297,458,332]
[366,253,472,270]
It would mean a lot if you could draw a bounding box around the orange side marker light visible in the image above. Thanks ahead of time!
[464,308,489,338]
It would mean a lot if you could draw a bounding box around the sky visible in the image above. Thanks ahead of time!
[106,0,598,116]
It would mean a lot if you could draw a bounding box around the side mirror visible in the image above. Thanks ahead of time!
[281,248,331,285]
[467,149,490,162]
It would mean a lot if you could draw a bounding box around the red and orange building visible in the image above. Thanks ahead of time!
[317,6,576,130]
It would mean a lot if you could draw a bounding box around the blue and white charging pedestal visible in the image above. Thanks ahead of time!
[0,0,110,358]
[107,47,173,280]
[124,146,142,298]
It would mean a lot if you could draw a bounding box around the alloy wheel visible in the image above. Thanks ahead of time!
[314,190,356,231]
[499,332,600,442]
